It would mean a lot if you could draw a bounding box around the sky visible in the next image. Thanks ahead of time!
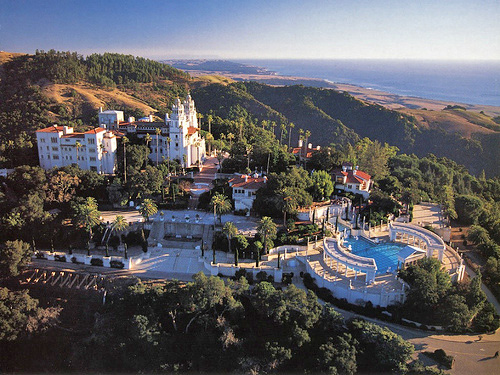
[1,0,499,60]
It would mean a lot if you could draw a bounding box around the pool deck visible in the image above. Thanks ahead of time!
[308,252,404,293]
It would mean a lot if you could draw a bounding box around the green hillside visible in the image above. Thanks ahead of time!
[0,51,499,177]
[192,82,499,176]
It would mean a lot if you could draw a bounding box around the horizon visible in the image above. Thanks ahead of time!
[1,0,499,61]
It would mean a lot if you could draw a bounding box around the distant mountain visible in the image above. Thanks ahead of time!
[161,59,275,75]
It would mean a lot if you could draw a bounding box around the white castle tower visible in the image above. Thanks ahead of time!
[165,94,205,167]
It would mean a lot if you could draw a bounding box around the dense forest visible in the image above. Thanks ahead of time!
[3,271,450,374]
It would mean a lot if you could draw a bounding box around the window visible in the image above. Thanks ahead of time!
[88,138,95,145]
[90,157,96,162]
[40,138,46,143]
[89,148,96,153]
[175,143,179,147]
[52,147,59,151]
[46,146,49,151]
[47,155,50,159]
[347,184,352,189]
[41,155,43,159]
[53,155,59,160]
[51,137,58,143]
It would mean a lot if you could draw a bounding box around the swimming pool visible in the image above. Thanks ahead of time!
[342,236,404,274]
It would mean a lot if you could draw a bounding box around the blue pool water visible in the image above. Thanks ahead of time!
[342,236,404,274]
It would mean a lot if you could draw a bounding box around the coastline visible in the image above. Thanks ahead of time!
[187,70,500,117]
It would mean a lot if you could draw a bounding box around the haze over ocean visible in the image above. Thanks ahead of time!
[238,59,500,106]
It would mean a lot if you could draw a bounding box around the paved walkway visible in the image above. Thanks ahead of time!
[413,203,448,228]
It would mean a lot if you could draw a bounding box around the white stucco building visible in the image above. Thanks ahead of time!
[98,109,124,130]
[101,94,206,168]
[229,173,267,214]
[332,162,372,199]
[36,125,118,174]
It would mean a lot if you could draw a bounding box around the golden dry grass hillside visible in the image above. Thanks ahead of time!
[41,82,157,118]
[400,108,500,138]
[0,51,26,65]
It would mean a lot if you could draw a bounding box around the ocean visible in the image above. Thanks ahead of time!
[237,59,500,106]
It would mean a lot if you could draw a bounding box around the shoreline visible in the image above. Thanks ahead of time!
[188,70,500,116]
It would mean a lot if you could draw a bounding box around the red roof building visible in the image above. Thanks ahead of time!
[228,174,267,214]
[331,163,372,199]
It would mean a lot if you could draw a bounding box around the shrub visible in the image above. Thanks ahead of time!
[90,258,103,267]
[424,349,454,369]
[234,268,253,284]
[282,272,293,285]
[256,271,268,282]
[110,260,124,269]
[35,252,47,260]
[54,255,66,262]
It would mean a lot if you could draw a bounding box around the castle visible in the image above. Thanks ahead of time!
[36,94,206,174]
[100,94,206,169]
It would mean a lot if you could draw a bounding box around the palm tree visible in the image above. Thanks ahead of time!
[155,128,161,165]
[223,221,238,266]
[144,133,152,167]
[166,136,172,174]
[227,132,235,149]
[258,216,277,255]
[139,199,158,222]
[72,197,101,254]
[279,188,296,229]
[206,113,213,155]
[305,130,311,150]
[238,118,244,140]
[122,136,129,184]
[197,112,204,128]
[304,130,311,168]
[271,121,277,137]
[111,215,129,245]
[99,143,106,174]
[182,154,187,174]
[75,141,82,165]
[245,144,253,170]
[194,139,201,168]
[210,192,231,227]
[279,123,286,145]
[288,122,295,149]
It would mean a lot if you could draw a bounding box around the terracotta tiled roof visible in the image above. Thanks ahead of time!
[290,147,315,159]
[84,128,106,134]
[187,126,199,135]
[36,125,65,133]
[353,170,371,180]
[229,175,266,190]
[345,174,364,184]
